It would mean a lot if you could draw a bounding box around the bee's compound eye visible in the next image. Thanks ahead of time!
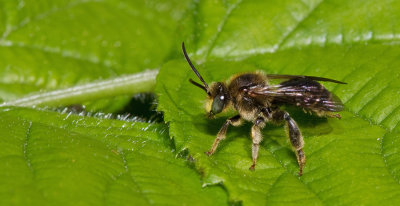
[211,95,225,114]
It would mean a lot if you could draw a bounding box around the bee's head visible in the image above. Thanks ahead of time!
[208,82,230,117]
[182,42,230,117]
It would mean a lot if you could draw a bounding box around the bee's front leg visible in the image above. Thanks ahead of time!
[249,117,266,170]
[205,115,242,156]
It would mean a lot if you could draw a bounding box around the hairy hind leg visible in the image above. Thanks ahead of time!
[274,110,306,176]
[205,115,242,156]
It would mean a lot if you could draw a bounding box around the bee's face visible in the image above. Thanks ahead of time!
[209,82,229,116]
[181,42,230,116]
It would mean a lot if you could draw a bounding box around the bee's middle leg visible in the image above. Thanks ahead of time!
[249,117,266,170]
[205,115,242,156]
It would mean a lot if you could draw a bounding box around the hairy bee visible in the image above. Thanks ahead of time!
[182,42,345,176]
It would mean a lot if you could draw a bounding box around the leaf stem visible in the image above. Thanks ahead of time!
[0,69,159,107]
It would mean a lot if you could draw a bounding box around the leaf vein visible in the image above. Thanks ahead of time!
[124,152,152,205]
[266,144,325,204]
[23,121,33,172]
[276,0,325,50]
[381,133,400,185]
[205,0,244,60]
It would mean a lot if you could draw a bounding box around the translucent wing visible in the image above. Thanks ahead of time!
[249,77,344,112]
[267,74,347,84]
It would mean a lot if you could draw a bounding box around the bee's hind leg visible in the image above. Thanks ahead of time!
[249,117,266,170]
[274,111,306,176]
[205,115,242,156]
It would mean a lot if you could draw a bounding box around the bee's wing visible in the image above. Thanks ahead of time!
[250,77,344,112]
[267,74,346,84]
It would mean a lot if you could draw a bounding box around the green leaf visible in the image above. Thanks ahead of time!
[0,0,189,111]
[184,0,400,60]
[0,107,227,205]
[156,0,400,204]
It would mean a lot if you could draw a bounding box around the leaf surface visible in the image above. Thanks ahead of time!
[184,0,400,60]
[0,107,227,205]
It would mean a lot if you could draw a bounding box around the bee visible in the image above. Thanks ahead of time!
[182,42,345,176]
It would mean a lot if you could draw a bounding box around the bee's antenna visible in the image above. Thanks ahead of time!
[182,42,210,95]
[189,79,208,93]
